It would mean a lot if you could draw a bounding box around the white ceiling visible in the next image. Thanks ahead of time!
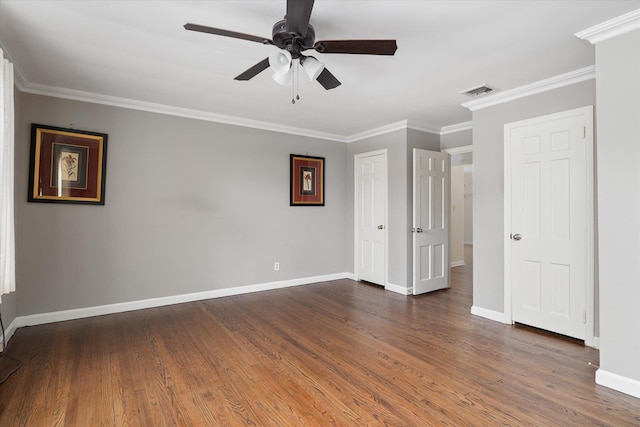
[1,1,639,140]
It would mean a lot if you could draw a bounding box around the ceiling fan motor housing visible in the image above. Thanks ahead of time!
[272,20,315,57]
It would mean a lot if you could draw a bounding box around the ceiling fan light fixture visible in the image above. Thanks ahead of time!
[269,50,292,74]
[272,68,293,86]
[301,56,324,81]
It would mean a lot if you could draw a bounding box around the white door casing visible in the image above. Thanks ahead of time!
[413,149,450,295]
[504,106,594,344]
[355,150,387,286]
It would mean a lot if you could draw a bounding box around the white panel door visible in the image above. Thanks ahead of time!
[508,108,592,340]
[355,151,386,286]
[413,149,450,295]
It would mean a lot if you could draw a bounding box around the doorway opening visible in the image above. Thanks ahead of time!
[445,145,473,284]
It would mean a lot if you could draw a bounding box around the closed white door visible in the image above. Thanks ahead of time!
[355,151,386,286]
[506,106,593,340]
[413,149,450,295]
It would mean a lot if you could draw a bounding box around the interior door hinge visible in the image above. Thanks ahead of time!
[583,310,587,324]
[582,126,586,139]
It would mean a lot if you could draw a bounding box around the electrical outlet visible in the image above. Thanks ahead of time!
[274,262,280,271]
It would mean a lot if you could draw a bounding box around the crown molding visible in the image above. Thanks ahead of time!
[0,41,28,90]
[16,79,468,143]
[19,82,351,143]
[575,9,640,44]
[407,121,441,136]
[345,120,471,143]
[461,66,595,112]
[440,121,472,135]
[345,120,409,143]
[443,145,472,155]
[16,79,454,143]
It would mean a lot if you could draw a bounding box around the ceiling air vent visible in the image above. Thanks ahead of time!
[459,84,496,97]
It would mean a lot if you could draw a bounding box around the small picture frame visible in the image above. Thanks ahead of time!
[28,124,108,205]
[290,154,324,206]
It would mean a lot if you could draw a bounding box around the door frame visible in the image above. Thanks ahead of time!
[354,149,389,288]
[443,144,473,165]
[503,106,595,347]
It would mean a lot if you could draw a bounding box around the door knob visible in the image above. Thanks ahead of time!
[513,233,522,240]
[377,225,384,230]
[415,227,423,233]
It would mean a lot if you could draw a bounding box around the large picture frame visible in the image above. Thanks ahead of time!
[290,154,324,206]
[28,124,108,205]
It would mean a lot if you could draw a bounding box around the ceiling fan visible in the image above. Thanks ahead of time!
[184,0,397,91]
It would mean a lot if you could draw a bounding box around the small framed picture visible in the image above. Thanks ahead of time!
[290,154,324,206]
[28,124,108,205]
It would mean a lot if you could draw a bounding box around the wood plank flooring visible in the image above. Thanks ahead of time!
[1,247,639,426]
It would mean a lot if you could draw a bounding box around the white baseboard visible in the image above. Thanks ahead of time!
[385,282,411,295]
[13,272,352,330]
[596,369,640,399]
[471,305,508,323]
[592,336,600,349]
[451,260,465,268]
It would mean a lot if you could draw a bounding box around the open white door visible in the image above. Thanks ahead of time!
[413,149,450,295]
[355,150,387,286]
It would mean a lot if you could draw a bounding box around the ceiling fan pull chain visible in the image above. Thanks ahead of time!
[291,60,300,104]
[296,60,300,102]
[291,62,296,104]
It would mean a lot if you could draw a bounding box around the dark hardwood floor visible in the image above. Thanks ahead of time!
[1,246,639,426]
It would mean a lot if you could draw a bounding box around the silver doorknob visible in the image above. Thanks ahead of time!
[377,225,384,230]
[416,228,423,233]
[513,233,522,240]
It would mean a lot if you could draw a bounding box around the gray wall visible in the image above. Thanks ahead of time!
[15,93,349,316]
[440,129,472,150]
[464,167,473,245]
[408,128,441,151]
[450,165,465,264]
[595,29,640,384]
[472,80,596,313]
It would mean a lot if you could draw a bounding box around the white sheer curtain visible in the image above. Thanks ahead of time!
[0,49,16,303]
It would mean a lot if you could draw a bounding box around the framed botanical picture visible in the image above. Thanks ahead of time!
[28,124,108,205]
[290,154,324,206]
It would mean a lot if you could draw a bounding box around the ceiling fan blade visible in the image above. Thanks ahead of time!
[286,0,315,37]
[184,23,273,45]
[234,58,271,81]
[314,40,398,55]
[316,68,341,90]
